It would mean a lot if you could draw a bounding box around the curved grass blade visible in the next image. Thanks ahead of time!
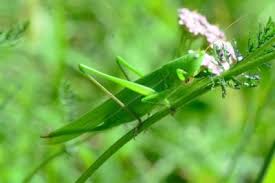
[255,140,275,183]
[221,69,274,182]
[23,135,93,182]
[23,148,66,183]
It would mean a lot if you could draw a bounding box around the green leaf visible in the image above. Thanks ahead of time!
[248,17,275,56]
[0,21,29,47]
[263,156,275,183]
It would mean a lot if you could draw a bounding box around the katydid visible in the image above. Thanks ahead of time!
[43,51,208,143]
[43,11,249,143]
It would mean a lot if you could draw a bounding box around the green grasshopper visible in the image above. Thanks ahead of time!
[44,15,262,143]
[44,47,260,143]
[44,50,211,143]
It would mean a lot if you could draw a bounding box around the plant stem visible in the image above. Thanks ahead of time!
[76,107,171,183]
[23,135,93,182]
[255,140,275,183]
[75,51,275,182]
[222,69,273,182]
[23,149,66,183]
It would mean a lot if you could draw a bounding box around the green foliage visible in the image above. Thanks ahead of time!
[0,21,28,47]
[1,1,275,183]
[248,18,275,55]
[59,81,78,121]
[257,141,275,183]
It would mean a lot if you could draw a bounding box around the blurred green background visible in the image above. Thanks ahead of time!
[0,0,274,182]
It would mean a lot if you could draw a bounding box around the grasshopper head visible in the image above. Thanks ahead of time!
[188,50,206,59]
[181,50,206,77]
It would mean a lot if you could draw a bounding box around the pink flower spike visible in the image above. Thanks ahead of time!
[178,8,226,44]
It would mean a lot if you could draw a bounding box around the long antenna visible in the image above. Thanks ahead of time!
[224,15,247,31]
[204,15,247,52]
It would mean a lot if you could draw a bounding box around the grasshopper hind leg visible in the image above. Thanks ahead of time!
[116,56,144,81]
[79,65,144,132]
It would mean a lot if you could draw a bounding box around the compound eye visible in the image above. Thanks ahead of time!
[193,52,201,59]
[188,50,200,59]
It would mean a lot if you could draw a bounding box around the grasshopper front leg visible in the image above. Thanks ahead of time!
[141,68,191,114]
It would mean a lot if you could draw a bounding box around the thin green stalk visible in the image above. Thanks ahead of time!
[221,68,274,182]
[23,148,66,183]
[255,140,275,183]
[75,52,275,182]
[23,135,93,182]
[75,108,171,183]
[52,0,67,99]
